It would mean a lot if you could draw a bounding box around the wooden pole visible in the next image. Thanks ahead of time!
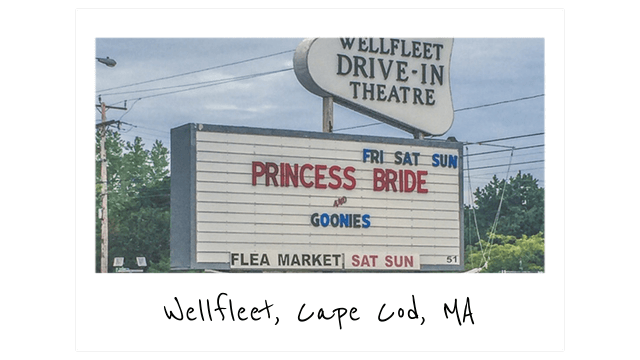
[323,96,333,133]
[95,102,126,273]
[100,102,109,273]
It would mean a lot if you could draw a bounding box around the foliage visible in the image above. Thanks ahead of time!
[463,172,544,273]
[95,130,170,272]
[465,171,544,246]
[465,232,544,272]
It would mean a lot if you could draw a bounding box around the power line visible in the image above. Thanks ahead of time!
[98,68,293,108]
[465,159,544,171]
[101,68,290,97]
[466,144,543,157]
[97,49,295,93]
[464,132,544,145]
[454,94,544,113]
[333,94,545,132]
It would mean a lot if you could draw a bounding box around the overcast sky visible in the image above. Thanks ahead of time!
[95,37,545,202]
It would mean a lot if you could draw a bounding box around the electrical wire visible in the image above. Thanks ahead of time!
[333,95,545,132]
[464,132,544,145]
[454,94,544,113]
[97,49,295,93]
[94,49,546,219]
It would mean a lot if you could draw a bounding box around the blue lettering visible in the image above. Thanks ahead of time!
[432,153,457,168]
[311,213,371,229]
[362,214,371,228]
[340,214,351,227]
[363,149,371,163]
[403,152,413,165]
[449,155,458,169]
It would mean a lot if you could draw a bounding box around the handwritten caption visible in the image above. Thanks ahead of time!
[164,293,474,329]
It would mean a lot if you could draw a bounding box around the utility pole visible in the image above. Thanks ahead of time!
[96,100,126,273]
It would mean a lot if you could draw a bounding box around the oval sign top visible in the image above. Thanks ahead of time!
[294,38,454,136]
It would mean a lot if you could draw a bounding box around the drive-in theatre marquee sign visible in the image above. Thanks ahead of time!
[294,38,454,136]
[170,124,463,272]
[170,38,462,272]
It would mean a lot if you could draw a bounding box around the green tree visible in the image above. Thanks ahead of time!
[465,171,544,246]
[465,233,544,272]
[95,130,170,272]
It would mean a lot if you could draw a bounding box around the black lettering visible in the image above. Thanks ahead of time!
[394,151,403,164]
[279,253,290,266]
[368,38,379,53]
[444,298,461,326]
[376,84,387,101]
[378,59,393,80]
[298,303,313,322]
[425,89,435,105]
[353,56,367,77]
[349,81,360,99]
[401,39,411,57]
[378,303,393,322]
[358,38,368,52]
[362,82,374,100]
[413,88,424,105]
[396,61,408,81]
[399,86,410,103]
[433,43,444,60]
[388,86,400,103]
[431,64,444,85]
[164,297,184,320]
[412,41,422,58]
[379,38,390,54]
[339,38,355,50]
[337,54,352,75]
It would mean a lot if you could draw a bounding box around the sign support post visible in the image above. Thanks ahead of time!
[323,96,333,133]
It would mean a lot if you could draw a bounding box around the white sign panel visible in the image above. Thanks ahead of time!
[170,124,463,272]
[294,38,454,136]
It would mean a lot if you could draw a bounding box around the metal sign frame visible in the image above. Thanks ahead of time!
[170,123,464,272]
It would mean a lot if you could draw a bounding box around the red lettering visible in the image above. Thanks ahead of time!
[328,166,342,189]
[361,255,370,266]
[343,166,357,190]
[251,162,357,190]
[353,255,378,267]
[300,164,314,188]
[373,168,385,191]
[315,164,327,189]
[404,169,417,192]
[384,255,414,267]
[283,163,299,187]
[252,161,266,186]
[373,168,425,193]
[385,169,398,192]
[266,162,279,186]
[417,170,428,193]
[405,255,413,268]
[351,254,360,267]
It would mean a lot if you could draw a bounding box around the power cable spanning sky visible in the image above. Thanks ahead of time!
[95,38,545,202]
